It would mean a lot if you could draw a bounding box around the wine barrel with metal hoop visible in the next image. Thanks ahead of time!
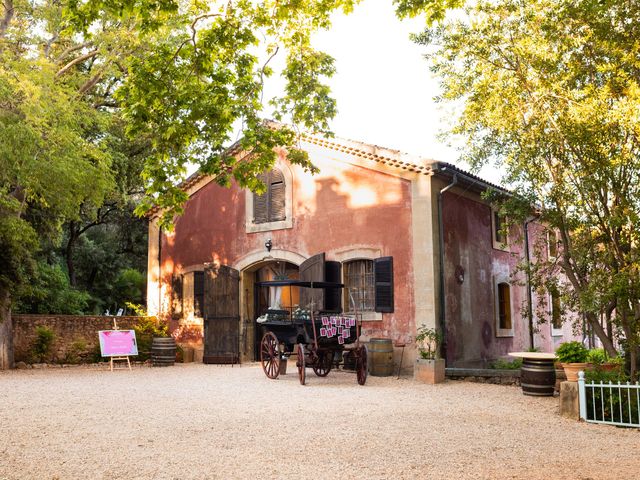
[151,337,176,367]
[520,357,556,396]
[368,338,394,377]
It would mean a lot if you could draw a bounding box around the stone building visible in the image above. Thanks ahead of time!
[146,131,577,369]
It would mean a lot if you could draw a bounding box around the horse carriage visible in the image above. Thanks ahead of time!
[256,280,368,385]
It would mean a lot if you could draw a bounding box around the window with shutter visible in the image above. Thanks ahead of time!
[344,260,375,312]
[550,289,563,336]
[253,168,286,224]
[374,257,394,313]
[491,208,509,251]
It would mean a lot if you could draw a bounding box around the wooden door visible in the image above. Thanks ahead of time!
[203,264,240,364]
[299,253,325,311]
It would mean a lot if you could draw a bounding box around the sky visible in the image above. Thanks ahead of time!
[309,0,502,184]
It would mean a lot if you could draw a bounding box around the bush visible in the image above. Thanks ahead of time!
[15,261,90,314]
[31,326,55,363]
[64,338,88,364]
[587,348,607,365]
[490,358,522,370]
[584,368,638,424]
[556,341,589,363]
[133,316,168,361]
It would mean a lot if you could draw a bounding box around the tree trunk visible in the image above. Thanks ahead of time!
[0,289,14,369]
[66,222,78,286]
[585,312,618,357]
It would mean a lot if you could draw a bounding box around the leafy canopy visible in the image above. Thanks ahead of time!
[0,0,357,302]
[403,0,640,365]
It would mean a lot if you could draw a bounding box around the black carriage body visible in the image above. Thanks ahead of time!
[255,280,357,351]
[259,315,358,352]
[257,279,368,386]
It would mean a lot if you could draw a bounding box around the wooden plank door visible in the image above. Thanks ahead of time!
[299,253,325,312]
[203,264,240,364]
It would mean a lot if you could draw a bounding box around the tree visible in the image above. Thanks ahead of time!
[398,0,640,375]
[0,0,358,368]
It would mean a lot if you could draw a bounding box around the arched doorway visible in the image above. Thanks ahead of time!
[238,259,300,362]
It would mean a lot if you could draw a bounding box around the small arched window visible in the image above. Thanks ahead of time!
[253,168,286,224]
[496,281,513,336]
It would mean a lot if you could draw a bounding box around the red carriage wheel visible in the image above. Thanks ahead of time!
[260,332,281,379]
[296,343,306,385]
[312,350,333,377]
[356,345,368,385]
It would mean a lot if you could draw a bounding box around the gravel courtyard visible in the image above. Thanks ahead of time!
[0,363,638,480]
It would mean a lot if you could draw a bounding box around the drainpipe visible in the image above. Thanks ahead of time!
[437,172,458,362]
[158,226,163,316]
[523,217,536,350]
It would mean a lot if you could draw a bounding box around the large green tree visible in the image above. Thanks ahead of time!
[0,0,357,368]
[397,0,640,374]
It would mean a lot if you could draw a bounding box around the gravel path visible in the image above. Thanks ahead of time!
[0,363,638,479]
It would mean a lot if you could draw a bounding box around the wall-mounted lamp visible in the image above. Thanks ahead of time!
[265,238,272,252]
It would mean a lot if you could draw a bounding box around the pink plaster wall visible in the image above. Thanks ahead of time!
[442,191,529,367]
[159,148,415,344]
[442,190,581,367]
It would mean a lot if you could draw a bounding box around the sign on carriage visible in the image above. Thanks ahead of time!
[98,330,138,357]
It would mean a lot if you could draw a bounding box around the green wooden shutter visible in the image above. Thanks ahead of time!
[299,253,325,311]
[171,274,183,318]
[374,257,394,313]
[324,260,342,313]
[269,168,286,222]
[253,172,268,224]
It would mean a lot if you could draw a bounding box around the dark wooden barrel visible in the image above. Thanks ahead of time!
[151,337,176,367]
[368,338,394,377]
[521,357,556,396]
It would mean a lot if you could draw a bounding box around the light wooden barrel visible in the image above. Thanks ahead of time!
[368,338,394,377]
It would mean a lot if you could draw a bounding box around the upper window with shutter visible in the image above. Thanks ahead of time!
[246,164,293,233]
[253,169,286,224]
[341,256,393,319]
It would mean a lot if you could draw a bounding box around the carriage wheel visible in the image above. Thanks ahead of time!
[296,343,306,385]
[260,332,281,379]
[356,345,368,385]
[312,350,333,377]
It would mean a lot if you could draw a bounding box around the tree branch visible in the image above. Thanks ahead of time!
[56,49,99,77]
[0,0,14,39]
[79,65,108,94]
[55,42,94,63]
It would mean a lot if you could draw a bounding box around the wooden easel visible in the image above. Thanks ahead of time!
[110,318,132,371]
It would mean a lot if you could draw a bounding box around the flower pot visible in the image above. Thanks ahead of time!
[414,358,445,384]
[561,362,590,382]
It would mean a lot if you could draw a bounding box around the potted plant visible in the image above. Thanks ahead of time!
[414,326,445,384]
[587,348,623,373]
[555,341,589,382]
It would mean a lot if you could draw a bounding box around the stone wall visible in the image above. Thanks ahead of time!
[12,315,142,364]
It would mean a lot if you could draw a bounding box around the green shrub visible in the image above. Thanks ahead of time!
[584,368,638,424]
[556,341,589,363]
[16,261,90,314]
[133,316,168,361]
[587,348,607,365]
[490,358,522,370]
[31,326,55,363]
[64,338,88,364]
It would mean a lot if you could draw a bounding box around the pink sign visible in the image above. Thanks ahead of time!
[98,330,138,357]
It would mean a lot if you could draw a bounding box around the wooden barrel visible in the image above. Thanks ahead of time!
[151,337,176,367]
[521,357,556,396]
[368,338,394,377]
